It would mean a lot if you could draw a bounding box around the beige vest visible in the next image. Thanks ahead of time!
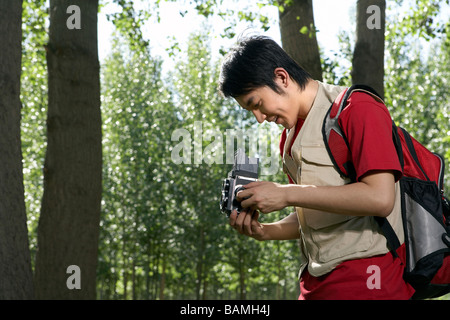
[282,81,404,277]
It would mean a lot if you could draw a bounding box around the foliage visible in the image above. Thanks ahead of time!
[385,1,450,197]
[160,0,277,37]
[21,0,49,268]
[320,30,353,87]
[99,33,176,298]
[105,0,151,50]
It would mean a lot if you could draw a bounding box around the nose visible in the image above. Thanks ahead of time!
[252,109,266,124]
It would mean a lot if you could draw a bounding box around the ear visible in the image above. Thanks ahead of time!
[273,67,290,88]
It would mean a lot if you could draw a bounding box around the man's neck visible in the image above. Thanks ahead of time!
[297,79,319,120]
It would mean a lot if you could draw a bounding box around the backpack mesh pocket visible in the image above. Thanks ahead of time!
[401,177,450,286]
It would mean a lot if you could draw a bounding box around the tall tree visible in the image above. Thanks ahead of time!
[99,34,179,300]
[278,0,323,81]
[0,0,35,299]
[352,0,386,98]
[34,0,102,299]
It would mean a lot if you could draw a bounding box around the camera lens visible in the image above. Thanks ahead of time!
[220,179,230,213]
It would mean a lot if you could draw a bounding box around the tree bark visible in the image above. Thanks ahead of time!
[238,248,246,300]
[278,0,323,81]
[159,257,166,300]
[0,0,35,299]
[34,0,102,299]
[196,225,205,300]
[352,0,386,98]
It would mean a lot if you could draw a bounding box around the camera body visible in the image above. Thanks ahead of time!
[220,149,259,216]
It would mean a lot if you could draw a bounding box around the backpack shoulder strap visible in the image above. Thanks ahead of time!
[322,85,384,181]
[323,85,383,137]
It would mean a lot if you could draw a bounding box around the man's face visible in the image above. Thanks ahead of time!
[235,83,298,130]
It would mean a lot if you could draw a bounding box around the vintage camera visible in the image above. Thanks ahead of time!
[220,149,259,216]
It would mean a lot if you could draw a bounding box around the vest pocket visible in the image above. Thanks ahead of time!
[298,145,376,262]
[304,209,353,230]
[300,145,352,229]
[304,211,376,263]
[299,145,344,187]
[300,145,334,166]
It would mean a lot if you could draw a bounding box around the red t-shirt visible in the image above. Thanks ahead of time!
[280,92,415,300]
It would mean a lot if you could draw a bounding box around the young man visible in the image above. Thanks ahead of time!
[218,35,415,300]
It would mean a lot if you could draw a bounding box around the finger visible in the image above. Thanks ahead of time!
[229,210,238,227]
[235,181,264,200]
[235,188,250,201]
[234,208,247,234]
[240,197,255,209]
[242,181,261,189]
[251,211,263,235]
[243,208,254,235]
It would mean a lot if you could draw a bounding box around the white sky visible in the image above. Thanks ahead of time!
[97,0,356,69]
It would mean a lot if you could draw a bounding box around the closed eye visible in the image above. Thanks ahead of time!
[253,100,262,109]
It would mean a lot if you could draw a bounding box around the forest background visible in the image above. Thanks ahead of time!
[0,0,449,300]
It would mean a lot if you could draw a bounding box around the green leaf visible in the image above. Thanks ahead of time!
[299,25,308,34]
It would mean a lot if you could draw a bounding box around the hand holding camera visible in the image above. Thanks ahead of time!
[220,149,293,240]
[229,207,266,240]
[220,149,259,217]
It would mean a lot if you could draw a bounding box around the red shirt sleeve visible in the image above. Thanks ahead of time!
[338,92,402,182]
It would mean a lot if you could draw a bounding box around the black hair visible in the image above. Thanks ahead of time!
[218,35,312,98]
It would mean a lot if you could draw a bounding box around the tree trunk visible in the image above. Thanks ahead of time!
[159,257,166,300]
[278,0,323,81]
[0,0,35,299]
[195,225,205,300]
[352,0,386,98]
[34,0,102,299]
[238,249,246,300]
